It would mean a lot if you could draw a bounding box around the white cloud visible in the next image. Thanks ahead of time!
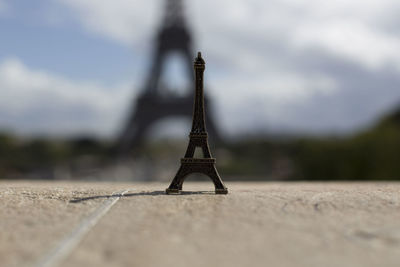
[293,20,400,71]
[11,0,398,136]
[53,0,160,46]
[0,58,133,137]
[53,0,400,72]
[211,72,337,133]
[194,0,400,72]
[0,56,339,137]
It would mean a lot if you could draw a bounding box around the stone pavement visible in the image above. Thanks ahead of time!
[1,181,400,267]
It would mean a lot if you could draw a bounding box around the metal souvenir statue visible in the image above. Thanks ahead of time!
[166,52,228,194]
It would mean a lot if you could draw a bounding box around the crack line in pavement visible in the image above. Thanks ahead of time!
[35,189,131,267]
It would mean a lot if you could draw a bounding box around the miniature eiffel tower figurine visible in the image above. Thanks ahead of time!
[166,52,228,194]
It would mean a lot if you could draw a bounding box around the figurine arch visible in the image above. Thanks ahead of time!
[166,160,227,194]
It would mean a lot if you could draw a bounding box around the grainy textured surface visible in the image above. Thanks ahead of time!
[1,181,400,267]
[0,181,130,267]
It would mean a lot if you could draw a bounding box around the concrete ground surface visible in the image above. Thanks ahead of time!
[1,181,400,267]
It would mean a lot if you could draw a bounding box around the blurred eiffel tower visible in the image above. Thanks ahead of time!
[116,0,220,155]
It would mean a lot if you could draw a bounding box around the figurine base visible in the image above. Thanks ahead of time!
[215,188,229,194]
[165,188,229,195]
[165,188,181,194]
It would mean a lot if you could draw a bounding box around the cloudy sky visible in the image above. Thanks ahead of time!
[1,0,400,138]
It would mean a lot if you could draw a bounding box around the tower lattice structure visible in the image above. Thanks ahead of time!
[116,0,220,154]
[166,52,228,194]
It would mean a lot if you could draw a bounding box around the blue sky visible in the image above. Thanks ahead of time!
[0,0,137,83]
[1,0,400,138]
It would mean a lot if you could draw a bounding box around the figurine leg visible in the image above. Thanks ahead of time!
[166,166,186,194]
[208,166,228,194]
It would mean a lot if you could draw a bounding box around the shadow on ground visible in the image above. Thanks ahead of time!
[69,190,217,203]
